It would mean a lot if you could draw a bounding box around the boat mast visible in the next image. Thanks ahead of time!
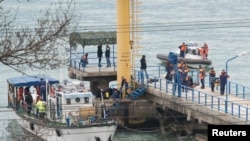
[100,90,107,119]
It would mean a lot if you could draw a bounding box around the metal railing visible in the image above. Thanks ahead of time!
[132,66,250,122]
[68,60,250,121]
[69,51,117,72]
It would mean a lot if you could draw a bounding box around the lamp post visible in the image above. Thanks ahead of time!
[225,51,248,113]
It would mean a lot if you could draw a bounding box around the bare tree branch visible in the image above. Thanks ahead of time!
[0,0,77,74]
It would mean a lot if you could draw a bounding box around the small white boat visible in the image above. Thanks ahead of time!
[7,75,117,141]
[156,42,212,68]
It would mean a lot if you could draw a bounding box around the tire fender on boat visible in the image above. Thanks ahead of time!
[56,129,62,137]
[30,122,34,131]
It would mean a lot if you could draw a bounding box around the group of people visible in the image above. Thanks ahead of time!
[80,44,111,68]
[200,65,229,95]
[21,90,45,117]
[177,42,231,95]
[165,58,229,96]
[94,85,124,101]
[165,60,194,89]
[94,54,148,100]
[208,67,229,95]
[178,42,209,59]
[17,78,53,118]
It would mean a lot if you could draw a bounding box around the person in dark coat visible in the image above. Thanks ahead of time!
[105,44,111,67]
[181,66,189,92]
[209,67,216,92]
[97,45,103,67]
[220,69,229,95]
[140,55,148,79]
[25,92,33,115]
[165,62,174,82]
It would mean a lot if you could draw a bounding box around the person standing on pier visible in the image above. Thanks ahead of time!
[165,62,174,82]
[140,55,148,80]
[97,44,103,67]
[105,44,111,67]
[199,65,206,89]
[220,69,229,95]
[209,67,216,92]
[120,76,129,98]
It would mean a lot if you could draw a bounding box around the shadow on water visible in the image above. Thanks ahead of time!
[6,119,44,141]
[113,131,195,141]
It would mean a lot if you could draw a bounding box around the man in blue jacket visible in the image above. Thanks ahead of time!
[220,69,229,95]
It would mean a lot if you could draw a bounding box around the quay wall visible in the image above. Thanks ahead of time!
[146,86,250,125]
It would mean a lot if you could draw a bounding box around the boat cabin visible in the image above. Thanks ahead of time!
[185,42,201,55]
[7,75,59,110]
[55,81,94,106]
[47,81,96,125]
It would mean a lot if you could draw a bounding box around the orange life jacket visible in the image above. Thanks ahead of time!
[204,47,208,55]
[199,68,205,79]
[181,45,186,51]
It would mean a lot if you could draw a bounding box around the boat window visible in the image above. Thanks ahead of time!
[75,98,80,103]
[192,49,196,55]
[66,99,71,105]
[84,97,89,104]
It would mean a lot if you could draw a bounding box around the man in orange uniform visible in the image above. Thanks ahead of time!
[199,65,206,89]
[179,42,187,58]
[199,43,209,59]
[204,43,209,59]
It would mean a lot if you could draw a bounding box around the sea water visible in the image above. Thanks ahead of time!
[1,0,250,140]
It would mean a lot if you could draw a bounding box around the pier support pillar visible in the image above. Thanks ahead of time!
[116,0,131,96]
[186,109,192,121]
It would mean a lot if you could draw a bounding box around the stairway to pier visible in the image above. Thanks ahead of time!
[128,86,146,100]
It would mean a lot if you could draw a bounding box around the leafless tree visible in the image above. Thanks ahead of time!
[0,0,77,74]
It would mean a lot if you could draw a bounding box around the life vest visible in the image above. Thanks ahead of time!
[199,47,207,59]
[204,47,208,54]
[199,68,205,79]
[180,45,186,51]
[36,100,46,113]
